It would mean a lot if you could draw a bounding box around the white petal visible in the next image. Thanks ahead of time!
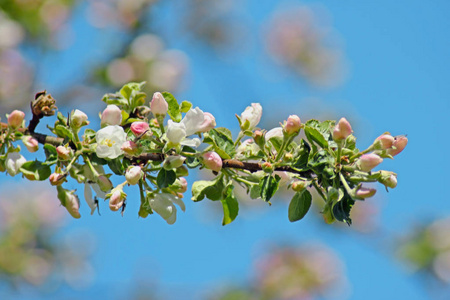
[84,184,97,215]
[180,137,201,148]
[166,120,186,144]
[182,107,205,136]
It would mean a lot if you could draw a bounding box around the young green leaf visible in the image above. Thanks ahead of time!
[288,190,312,222]
[162,91,182,122]
[259,175,281,202]
[19,160,51,181]
[221,185,239,225]
[304,126,328,149]
[157,168,176,189]
[191,176,225,201]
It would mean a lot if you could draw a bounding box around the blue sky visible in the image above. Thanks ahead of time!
[2,0,450,299]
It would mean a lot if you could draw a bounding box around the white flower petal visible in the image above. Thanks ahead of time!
[84,184,98,215]
[180,137,201,148]
[166,120,186,145]
[95,125,127,159]
[182,107,205,136]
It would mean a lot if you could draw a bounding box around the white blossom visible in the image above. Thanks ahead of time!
[240,103,262,130]
[5,152,26,176]
[166,107,207,147]
[265,127,283,140]
[84,183,98,215]
[149,193,185,225]
[95,125,127,159]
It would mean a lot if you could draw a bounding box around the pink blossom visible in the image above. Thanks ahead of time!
[203,151,222,172]
[150,92,168,116]
[7,110,25,128]
[387,136,408,157]
[284,115,301,136]
[130,121,149,137]
[332,117,352,141]
[101,104,122,126]
[357,153,383,172]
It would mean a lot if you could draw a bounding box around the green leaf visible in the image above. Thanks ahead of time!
[183,146,201,168]
[102,93,128,106]
[43,144,58,166]
[214,127,233,141]
[332,193,355,225]
[180,101,192,113]
[162,91,182,122]
[221,185,239,225]
[308,150,335,178]
[20,160,51,181]
[304,126,328,149]
[292,139,311,169]
[108,159,124,175]
[267,136,283,153]
[259,175,281,202]
[204,128,236,159]
[288,190,312,222]
[54,125,73,140]
[191,176,225,201]
[156,168,176,189]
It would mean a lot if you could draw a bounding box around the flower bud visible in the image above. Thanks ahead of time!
[375,134,394,150]
[56,146,72,160]
[108,187,127,211]
[5,152,26,177]
[121,141,139,155]
[387,135,408,157]
[175,165,189,177]
[355,187,377,199]
[49,173,67,186]
[240,103,262,130]
[125,166,142,185]
[97,175,113,192]
[357,153,383,172]
[253,130,265,148]
[283,115,301,136]
[332,117,353,142]
[57,186,81,219]
[22,136,39,152]
[197,112,216,133]
[173,177,188,193]
[7,110,25,129]
[130,121,150,137]
[150,92,168,116]
[291,180,307,192]
[261,161,273,173]
[163,155,186,170]
[379,171,398,189]
[70,109,89,129]
[202,151,222,172]
[101,104,122,126]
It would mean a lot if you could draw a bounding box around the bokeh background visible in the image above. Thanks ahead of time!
[0,0,449,299]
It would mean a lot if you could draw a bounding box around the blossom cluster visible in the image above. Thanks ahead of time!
[0,82,407,226]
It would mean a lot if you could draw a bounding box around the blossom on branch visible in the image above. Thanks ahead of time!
[95,125,127,159]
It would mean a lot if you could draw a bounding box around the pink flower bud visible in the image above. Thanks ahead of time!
[380,173,397,189]
[292,180,307,192]
[357,153,383,172]
[203,151,222,172]
[125,166,142,185]
[56,146,72,160]
[262,161,273,173]
[70,109,89,128]
[375,134,394,150]
[109,187,126,211]
[173,177,188,193]
[130,121,150,137]
[49,173,66,186]
[66,193,81,219]
[22,136,39,152]
[332,117,353,141]
[121,140,139,155]
[97,175,113,192]
[150,92,168,116]
[8,110,25,129]
[163,155,186,170]
[197,112,216,132]
[283,115,301,136]
[101,105,122,126]
[387,135,408,157]
[355,187,377,199]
